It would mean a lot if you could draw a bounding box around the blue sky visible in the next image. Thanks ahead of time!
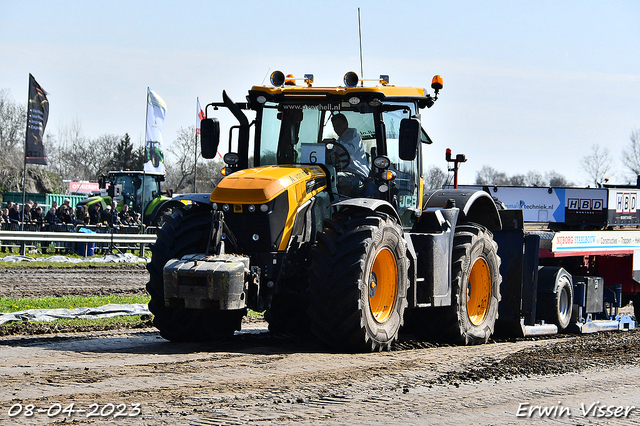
[1,0,639,185]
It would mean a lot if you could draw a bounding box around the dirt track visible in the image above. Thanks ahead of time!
[1,266,640,425]
[0,265,149,299]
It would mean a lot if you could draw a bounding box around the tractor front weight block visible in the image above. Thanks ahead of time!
[163,254,251,310]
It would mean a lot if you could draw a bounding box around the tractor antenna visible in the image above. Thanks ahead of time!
[261,68,271,85]
[358,8,364,86]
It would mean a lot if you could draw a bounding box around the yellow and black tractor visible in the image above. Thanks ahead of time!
[146,71,503,351]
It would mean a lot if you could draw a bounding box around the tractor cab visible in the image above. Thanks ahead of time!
[201,71,442,227]
[106,171,164,213]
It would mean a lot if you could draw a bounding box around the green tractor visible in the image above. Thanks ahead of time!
[145,141,164,169]
[77,170,185,226]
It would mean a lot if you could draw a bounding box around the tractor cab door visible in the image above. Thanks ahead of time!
[111,175,136,210]
[133,175,161,215]
[381,103,421,227]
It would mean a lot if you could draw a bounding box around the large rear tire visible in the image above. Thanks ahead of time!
[146,205,244,342]
[307,211,408,352]
[419,224,501,345]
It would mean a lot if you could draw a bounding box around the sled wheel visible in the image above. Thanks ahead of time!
[537,267,573,332]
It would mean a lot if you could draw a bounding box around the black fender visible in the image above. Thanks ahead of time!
[423,189,502,231]
[333,198,402,224]
[147,195,209,226]
[169,193,214,205]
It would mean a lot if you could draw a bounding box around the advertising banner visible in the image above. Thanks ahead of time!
[25,74,49,165]
[144,88,167,173]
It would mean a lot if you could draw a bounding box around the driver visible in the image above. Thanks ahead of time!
[330,114,370,178]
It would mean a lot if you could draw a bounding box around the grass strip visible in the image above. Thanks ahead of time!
[0,295,264,337]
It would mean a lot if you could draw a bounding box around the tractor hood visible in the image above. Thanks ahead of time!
[210,165,327,205]
[210,165,328,252]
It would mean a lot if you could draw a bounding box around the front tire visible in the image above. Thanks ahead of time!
[265,288,310,336]
[307,211,408,352]
[146,205,244,341]
[151,202,181,227]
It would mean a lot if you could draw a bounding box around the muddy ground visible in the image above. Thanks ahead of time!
[1,266,640,425]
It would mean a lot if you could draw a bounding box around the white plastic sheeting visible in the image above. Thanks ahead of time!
[0,253,149,263]
[0,304,150,325]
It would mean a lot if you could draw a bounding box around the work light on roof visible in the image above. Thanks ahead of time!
[270,71,284,87]
[270,71,285,87]
[270,71,314,87]
[343,71,359,88]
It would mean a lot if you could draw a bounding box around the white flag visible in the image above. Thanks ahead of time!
[144,88,167,173]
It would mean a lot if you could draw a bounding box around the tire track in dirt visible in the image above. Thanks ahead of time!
[1,268,640,424]
[0,266,149,298]
[2,327,640,425]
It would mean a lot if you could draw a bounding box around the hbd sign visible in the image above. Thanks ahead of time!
[568,198,604,211]
[616,192,637,213]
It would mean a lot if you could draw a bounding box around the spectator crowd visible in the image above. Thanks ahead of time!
[0,198,143,230]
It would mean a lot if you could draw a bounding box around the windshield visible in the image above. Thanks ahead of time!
[112,175,160,210]
[256,99,420,226]
[258,102,377,167]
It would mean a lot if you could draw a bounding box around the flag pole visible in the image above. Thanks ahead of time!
[194,98,198,193]
[141,88,149,237]
[20,75,31,245]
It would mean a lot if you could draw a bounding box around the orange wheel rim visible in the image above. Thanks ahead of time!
[467,257,491,326]
[369,248,398,323]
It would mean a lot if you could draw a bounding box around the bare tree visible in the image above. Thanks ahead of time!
[622,129,640,176]
[472,166,572,188]
[475,165,509,185]
[582,144,613,187]
[49,119,125,181]
[0,89,25,154]
[423,165,447,189]
[546,171,572,187]
[164,125,224,193]
[48,118,87,180]
[525,171,545,186]
[0,90,26,187]
[195,159,225,193]
[165,125,200,192]
[509,174,527,186]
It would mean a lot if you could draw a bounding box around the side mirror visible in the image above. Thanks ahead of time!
[201,118,220,159]
[398,118,420,161]
[107,184,122,198]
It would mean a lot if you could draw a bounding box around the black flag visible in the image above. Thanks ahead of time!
[25,74,49,165]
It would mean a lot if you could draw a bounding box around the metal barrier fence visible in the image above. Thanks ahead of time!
[0,223,158,256]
